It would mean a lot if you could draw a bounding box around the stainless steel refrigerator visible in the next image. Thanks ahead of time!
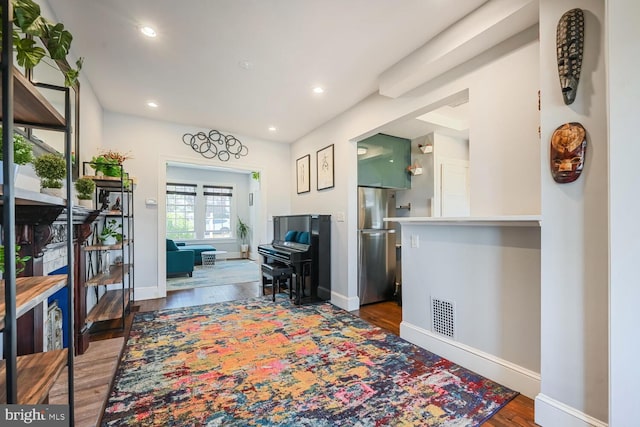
[358,187,397,305]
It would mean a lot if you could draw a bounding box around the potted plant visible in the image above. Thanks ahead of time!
[0,244,31,275]
[0,130,34,183]
[33,153,66,197]
[2,0,83,86]
[237,217,250,258]
[74,177,95,208]
[100,219,122,245]
[89,150,131,177]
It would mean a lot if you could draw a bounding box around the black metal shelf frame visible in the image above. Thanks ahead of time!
[83,164,134,331]
[1,0,75,420]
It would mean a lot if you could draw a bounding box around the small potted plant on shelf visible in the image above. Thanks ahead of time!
[33,153,66,197]
[89,149,131,178]
[0,244,31,276]
[74,177,95,208]
[0,130,34,183]
[237,217,250,258]
[100,219,122,246]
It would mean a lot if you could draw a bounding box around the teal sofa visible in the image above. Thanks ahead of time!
[166,239,195,277]
[175,242,216,265]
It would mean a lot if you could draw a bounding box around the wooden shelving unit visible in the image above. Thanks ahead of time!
[81,167,135,330]
[86,289,130,323]
[0,275,67,329]
[85,264,132,287]
[1,9,75,415]
[0,67,65,129]
[0,349,67,404]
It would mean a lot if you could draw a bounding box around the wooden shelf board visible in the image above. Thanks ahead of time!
[102,210,130,217]
[86,289,130,323]
[0,275,67,330]
[0,68,65,128]
[0,349,67,404]
[83,239,131,251]
[81,175,136,189]
[85,264,132,287]
[0,186,66,206]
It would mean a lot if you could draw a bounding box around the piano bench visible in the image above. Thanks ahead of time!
[261,263,293,302]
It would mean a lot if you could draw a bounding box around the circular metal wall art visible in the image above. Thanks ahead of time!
[182,130,249,162]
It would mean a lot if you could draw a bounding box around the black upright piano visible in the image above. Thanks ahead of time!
[258,214,331,303]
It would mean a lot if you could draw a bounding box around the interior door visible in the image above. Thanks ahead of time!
[440,159,470,217]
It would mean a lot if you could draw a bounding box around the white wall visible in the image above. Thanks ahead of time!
[102,112,291,300]
[292,28,540,310]
[536,1,609,425]
[400,223,541,397]
[608,0,640,425]
[469,41,540,216]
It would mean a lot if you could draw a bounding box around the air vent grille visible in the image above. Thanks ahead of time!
[431,297,456,339]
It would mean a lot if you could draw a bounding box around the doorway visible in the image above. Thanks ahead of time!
[438,158,470,217]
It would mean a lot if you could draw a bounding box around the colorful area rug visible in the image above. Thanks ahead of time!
[166,259,260,291]
[102,297,517,426]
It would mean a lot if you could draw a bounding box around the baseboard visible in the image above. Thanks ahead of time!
[134,286,162,301]
[331,291,359,311]
[400,321,540,398]
[535,394,608,427]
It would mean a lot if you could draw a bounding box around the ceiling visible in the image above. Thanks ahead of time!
[48,0,485,143]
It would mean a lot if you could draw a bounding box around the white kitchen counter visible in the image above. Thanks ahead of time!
[384,215,541,227]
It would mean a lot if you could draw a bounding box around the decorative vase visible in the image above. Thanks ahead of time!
[101,236,117,246]
[0,162,20,184]
[78,198,93,208]
[101,251,111,273]
[41,187,64,198]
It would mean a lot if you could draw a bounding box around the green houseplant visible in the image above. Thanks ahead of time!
[74,177,95,208]
[0,130,34,184]
[89,150,131,178]
[0,0,83,86]
[33,152,66,196]
[237,217,250,258]
[100,219,122,245]
[89,155,121,177]
[0,131,34,165]
[0,244,31,275]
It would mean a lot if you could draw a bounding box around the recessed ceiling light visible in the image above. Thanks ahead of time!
[146,101,159,108]
[238,60,254,70]
[313,86,324,94]
[140,26,157,38]
[268,126,277,132]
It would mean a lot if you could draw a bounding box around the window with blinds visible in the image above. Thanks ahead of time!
[204,185,233,239]
[166,183,197,239]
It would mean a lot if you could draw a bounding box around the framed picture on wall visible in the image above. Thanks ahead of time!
[296,154,311,194]
[317,144,334,190]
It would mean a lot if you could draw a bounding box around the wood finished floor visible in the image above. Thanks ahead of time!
[77,282,538,426]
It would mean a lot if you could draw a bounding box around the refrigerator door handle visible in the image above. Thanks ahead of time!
[359,229,396,234]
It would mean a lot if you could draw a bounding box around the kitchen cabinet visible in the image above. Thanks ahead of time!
[358,133,411,189]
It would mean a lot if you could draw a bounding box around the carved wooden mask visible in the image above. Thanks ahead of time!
[556,8,584,105]
[550,122,587,183]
